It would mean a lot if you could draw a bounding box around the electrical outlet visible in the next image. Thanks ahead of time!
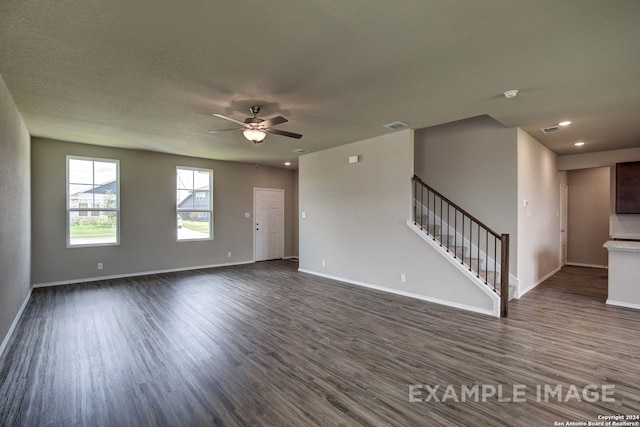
[401,274,406,282]
[322,260,326,267]
[97,262,104,270]
[227,252,232,258]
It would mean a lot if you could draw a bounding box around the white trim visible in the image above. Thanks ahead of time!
[560,183,568,267]
[566,262,608,269]
[517,266,561,298]
[67,155,121,248]
[606,299,640,311]
[284,256,299,260]
[298,268,497,317]
[32,260,254,288]
[0,290,32,358]
[407,220,501,310]
[176,166,214,241]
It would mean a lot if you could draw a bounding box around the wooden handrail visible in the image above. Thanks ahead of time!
[413,175,510,318]
[413,175,502,240]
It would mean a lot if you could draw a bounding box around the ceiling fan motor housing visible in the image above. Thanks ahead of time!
[245,117,264,126]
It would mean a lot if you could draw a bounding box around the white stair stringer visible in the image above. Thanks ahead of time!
[406,220,501,317]
[414,202,519,297]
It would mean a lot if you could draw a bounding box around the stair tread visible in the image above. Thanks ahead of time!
[415,219,504,294]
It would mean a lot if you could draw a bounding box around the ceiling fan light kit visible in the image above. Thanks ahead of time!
[210,106,302,144]
[242,129,267,143]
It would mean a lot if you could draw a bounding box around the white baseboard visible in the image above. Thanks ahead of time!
[284,256,299,261]
[33,260,255,288]
[0,289,32,359]
[298,268,498,318]
[518,266,562,298]
[566,262,608,269]
[606,299,640,311]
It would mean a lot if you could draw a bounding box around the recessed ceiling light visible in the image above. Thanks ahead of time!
[559,121,572,127]
[574,141,585,146]
[503,89,518,99]
[284,162,291,166]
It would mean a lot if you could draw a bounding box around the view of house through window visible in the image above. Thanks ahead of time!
[67,156,119,247]
[176,167,213,241]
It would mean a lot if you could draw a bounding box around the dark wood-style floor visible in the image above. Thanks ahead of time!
[1,262,639,426]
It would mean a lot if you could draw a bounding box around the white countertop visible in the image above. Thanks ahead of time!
[604,240,640,252]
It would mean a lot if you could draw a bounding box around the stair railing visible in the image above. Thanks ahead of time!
[412,175,510,317]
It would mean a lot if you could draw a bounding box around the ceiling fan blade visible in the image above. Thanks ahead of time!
[265,128,303,139]
[260,116,288,128]
[207,128,241,134]
[212,113,247,126]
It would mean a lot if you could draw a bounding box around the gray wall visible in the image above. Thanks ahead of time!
[31,138,297,285]
[414,115,518,275]
[299,129,494,313]
[0,74,31,350]
[559,147,640,171]
[516,128,562,294]
[567,167,610,267]
[558,147,640,240]
[413,117,564,295]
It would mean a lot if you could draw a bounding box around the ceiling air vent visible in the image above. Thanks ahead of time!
[383,121,409,130]
[292,148,309,154]
[541,126,561,134]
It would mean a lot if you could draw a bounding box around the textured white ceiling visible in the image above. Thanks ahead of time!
[1,0,639,167]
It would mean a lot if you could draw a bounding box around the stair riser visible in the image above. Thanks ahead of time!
[417,223,440,235]
[416,219,505,296]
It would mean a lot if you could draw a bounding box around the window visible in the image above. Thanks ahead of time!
[67,156,119,247]
[176,167,213,241]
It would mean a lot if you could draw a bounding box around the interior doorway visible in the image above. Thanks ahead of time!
[560,183,568,267]
[566,167,610,268]
[254,188,285,261]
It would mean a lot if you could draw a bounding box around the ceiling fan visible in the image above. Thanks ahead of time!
[208,106,303,143]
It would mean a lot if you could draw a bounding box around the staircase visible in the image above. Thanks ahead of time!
[416,221,498,279]
[412,175,510,317]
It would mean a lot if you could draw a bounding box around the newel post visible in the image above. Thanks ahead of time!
[500,234,510,318]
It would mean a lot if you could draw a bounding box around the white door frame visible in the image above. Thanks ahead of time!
[253,188,285,262]
[560,183,568,267]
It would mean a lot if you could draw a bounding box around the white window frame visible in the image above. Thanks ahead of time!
[176,166,213,242]
[66,155,120,248]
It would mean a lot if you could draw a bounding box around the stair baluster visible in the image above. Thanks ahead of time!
[412,175,510,317]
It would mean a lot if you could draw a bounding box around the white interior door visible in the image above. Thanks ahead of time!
[560,184,568,266]
[254,188,284,261]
